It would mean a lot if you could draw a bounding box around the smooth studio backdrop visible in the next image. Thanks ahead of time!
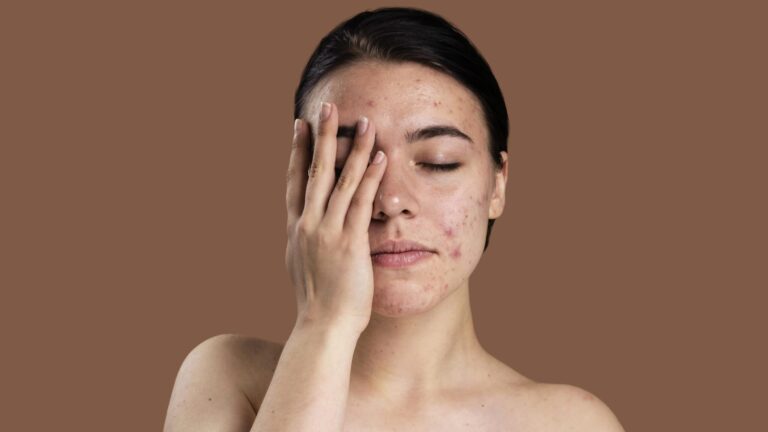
[2,1,766,431]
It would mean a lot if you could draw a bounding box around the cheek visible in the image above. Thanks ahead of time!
[438,195,487,262]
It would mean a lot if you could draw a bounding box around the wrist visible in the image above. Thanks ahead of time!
[294,312,366,341]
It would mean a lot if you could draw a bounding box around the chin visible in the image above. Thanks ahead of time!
[371,279,452,317]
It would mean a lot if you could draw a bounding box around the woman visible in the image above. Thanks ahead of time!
[164,7,625,432]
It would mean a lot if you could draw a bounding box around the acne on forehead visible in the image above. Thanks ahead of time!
[315,62,482,108]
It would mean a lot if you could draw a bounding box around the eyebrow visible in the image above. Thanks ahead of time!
[336,124,473,145]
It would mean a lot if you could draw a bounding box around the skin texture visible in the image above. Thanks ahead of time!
[302,60,507,321]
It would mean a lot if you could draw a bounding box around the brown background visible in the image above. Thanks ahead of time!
[2,1,766,431]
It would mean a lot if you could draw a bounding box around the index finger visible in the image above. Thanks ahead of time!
[285,118,309,230]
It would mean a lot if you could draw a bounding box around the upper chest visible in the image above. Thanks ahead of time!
[340,387,549,432]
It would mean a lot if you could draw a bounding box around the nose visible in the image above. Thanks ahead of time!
[371,156,419,221]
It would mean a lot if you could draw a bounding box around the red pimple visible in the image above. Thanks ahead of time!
[450,246,462,259]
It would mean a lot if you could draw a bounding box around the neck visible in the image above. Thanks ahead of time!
[349,280,488,403]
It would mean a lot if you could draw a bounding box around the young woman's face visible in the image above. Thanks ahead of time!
[304,61,507,317]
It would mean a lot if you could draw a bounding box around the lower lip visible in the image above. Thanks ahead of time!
[371,250,434,268]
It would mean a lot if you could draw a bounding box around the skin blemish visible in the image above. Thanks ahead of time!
[366,99,375,107]
[444,226,455,238]
[450,246,462,259]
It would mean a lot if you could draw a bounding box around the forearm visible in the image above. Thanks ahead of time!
[249,320,360,432]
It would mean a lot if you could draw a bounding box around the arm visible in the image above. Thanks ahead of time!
[249,320,360,432]
[252,104,383,430]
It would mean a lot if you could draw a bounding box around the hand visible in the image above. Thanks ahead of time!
[285,102,387,335]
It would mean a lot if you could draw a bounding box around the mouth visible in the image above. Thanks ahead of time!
[370,239,436,268]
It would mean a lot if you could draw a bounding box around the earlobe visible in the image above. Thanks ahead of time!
[488,151,508,219]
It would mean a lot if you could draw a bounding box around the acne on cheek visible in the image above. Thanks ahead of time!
[441,203,481,261]
[450,246,462,259]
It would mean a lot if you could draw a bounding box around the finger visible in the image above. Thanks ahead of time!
[344,150,387,234]
[286,118,309,229]
[323,116,375,228]
[303,101,338,222]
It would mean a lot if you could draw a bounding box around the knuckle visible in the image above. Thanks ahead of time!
[349,193,365,209]
[307,160,322,179]
[295,219,313,237]
[334,173,351,191]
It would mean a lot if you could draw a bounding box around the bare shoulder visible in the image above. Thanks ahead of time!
[519,382,626,432]
[163,333,284,432]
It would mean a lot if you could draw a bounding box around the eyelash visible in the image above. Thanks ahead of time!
[420,163,461,172]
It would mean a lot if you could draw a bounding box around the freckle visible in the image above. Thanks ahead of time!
[208,398,212,401]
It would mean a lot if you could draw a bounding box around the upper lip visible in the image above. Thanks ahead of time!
[371,239,436,255]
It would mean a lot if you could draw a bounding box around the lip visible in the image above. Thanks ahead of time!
[370,239,436,268]
[372,250,434,268]
[370,239,436,255]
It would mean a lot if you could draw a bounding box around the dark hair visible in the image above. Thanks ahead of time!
[294,7,508,252]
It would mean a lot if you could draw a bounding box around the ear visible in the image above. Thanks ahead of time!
[488,151,508,219]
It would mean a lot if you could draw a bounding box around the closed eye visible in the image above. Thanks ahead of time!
[420,163,461,172]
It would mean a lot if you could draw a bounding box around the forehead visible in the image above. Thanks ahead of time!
[305,61,487,146]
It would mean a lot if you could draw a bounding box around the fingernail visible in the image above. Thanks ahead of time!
[294,118,302,135]
[372,150,384,164]
[357,116,369,136]
[320,102,331,120]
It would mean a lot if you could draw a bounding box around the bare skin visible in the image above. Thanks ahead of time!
[163,61,625,431]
